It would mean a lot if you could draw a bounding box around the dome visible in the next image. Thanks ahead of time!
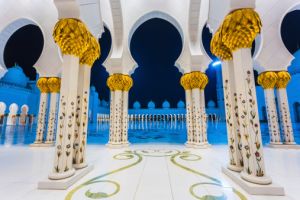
[162,100,170,109]
[133,101,141,109]
[90,86,96,91]
[177,100,185,108]
[101,100,108,107]
[0,65,29,87]
[147,101,155,109]
[207,100,216,108]
[288,49,300,75]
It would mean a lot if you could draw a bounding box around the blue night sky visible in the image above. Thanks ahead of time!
[3,10,300,108]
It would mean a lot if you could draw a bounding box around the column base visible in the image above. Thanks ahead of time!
[106,142,130,149]
[73,162,88,170]
[41,142,55,147]
[227,164,243,172]
[269,142,283,145]
[44,141,55,145]
[185,142,195,148]
[240,171,272,185]
[268,143,300,149]
[122,142,130,147]
[283,141,297,145]
[48,168,76,180]
[29,142,45,147]
[185,142,210,149]
[193,142,210,149]
[39,165,93,190]
[222,167,285,196]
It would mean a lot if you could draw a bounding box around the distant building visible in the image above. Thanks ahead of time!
[0,65,39,115]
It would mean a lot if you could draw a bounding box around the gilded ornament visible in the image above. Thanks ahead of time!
[107,74,133,91]
[80,36,101,66]
[257,72,277,89]
[221,8,262,52]
[276,71,291,89]
[200,73,208,90]
[37,77,49,93]
[189,71,204,89]
[47,77,61,93]
[180,72,208,90]
[210,29,232,60]
[53,18,91,57]
[122,75,133,91]
[180,73,191,90]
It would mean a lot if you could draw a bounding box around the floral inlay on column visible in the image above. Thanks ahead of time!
[49,18,91,180]
[258,72,281,144]
[33,77,49,145]
[276,71,295,144]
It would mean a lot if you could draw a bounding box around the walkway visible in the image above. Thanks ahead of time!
[0,144,298,200]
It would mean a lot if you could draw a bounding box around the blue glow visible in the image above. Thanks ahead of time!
[212,60,221,67]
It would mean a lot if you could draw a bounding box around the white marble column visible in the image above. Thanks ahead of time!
[192,88,203,146]
[258,72,281,145]
[121,91,129,145]
[222,60,243,172]
[108,91,115,144]
[107,74,132,148]
[185,89,194,146]
[181,74,194,147]
[73,65,91,169]
[232,48,271,184]
[49,55,80,180]
[45,78,61,145]
[200,73,208,145]
[49,18,91,180]
[114,90,123,144]
[32,78,49,146]
[265,89,281,144]
[276,72,295,144]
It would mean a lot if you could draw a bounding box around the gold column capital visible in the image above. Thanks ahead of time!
[189,71,204,89]
[200,73,208,90]
[53,18,91,57]
[180,73,191,90]
[80,36,101,66]
[211,29,232,61]
[276,71,291,89]
[257,71,277,89]
[180,72,208,90]
[221,8,261,52]
[37,77,49,93]
[107,74,133,91]
[47,77,61,93]
[122,75,133,91]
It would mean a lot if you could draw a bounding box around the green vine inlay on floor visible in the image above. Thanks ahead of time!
[65,151,142,200]
[65,149,247,200]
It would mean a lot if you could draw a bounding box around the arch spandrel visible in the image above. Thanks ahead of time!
[0,1,62,77]
[254,0,299,72]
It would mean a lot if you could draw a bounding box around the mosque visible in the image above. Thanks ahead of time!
[0,1,300,200]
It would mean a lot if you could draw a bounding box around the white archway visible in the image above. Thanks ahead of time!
[128,11,184,74]
[0,18,39,70]
[19,104,29,125]
[7,103,18,125]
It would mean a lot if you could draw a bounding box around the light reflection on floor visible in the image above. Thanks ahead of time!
[0,122,299,200]
[0,121,300,146]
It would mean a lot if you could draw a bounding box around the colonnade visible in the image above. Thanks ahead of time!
[180,71,209,148]
[31,77,60,146]
[128,114,186,121]
[48,18,100,180]
[211,8,271,184]
[258,71,295,145]
[106,74,133,147]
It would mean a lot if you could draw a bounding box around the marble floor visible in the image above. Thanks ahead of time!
[0,144,299,200]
